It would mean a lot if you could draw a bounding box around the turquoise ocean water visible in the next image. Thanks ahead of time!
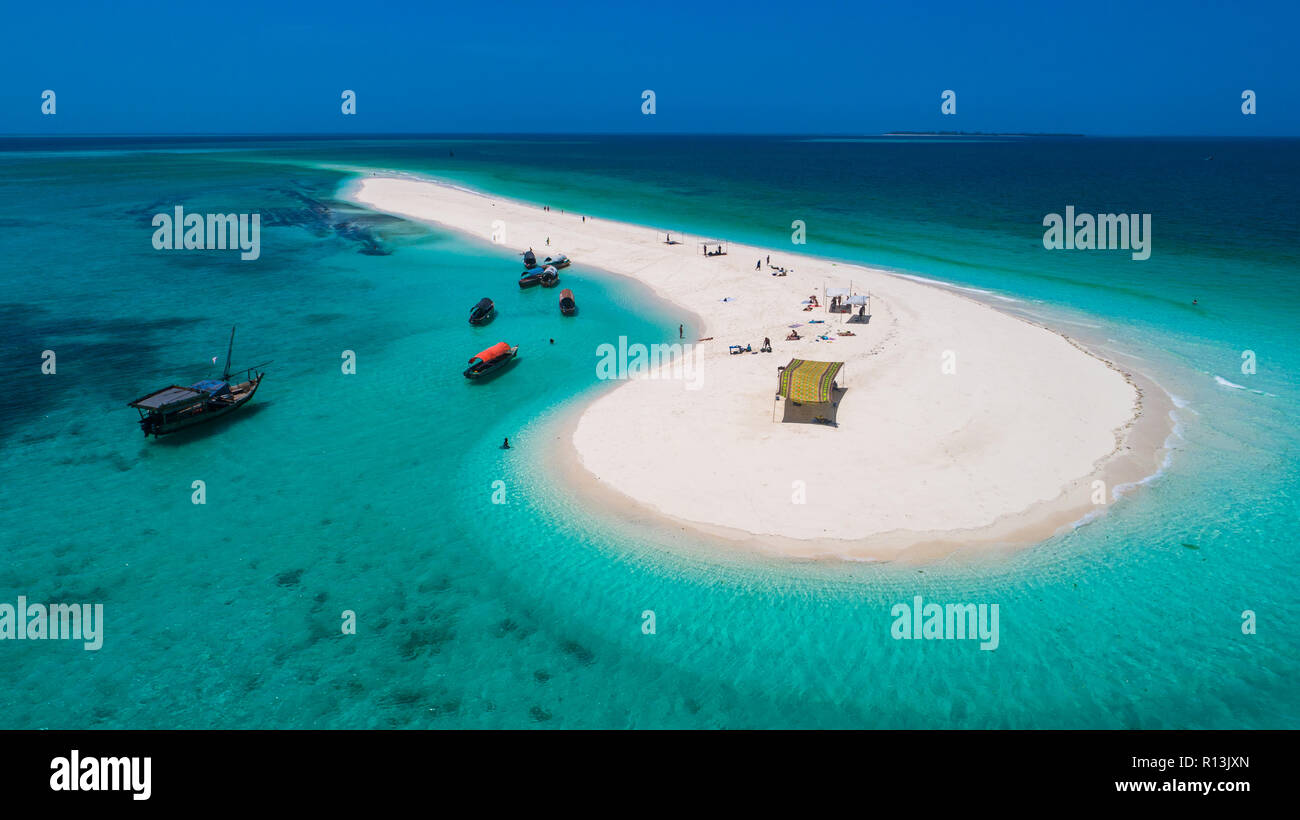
[0,136,1296,728]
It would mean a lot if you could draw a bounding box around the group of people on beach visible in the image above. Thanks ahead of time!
[729,337,774,355]
[539,206,586,223]
[756,255,789,275]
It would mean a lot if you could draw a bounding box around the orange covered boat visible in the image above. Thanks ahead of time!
[464,341,518,379]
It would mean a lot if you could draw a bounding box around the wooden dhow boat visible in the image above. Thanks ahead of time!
[128,326,268,438]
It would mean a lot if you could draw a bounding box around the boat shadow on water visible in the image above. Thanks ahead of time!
[146,401,272,445]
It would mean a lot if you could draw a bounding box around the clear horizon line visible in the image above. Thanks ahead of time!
[1,131,1297,139]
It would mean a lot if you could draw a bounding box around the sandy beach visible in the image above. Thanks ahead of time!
[348,174,1171,562]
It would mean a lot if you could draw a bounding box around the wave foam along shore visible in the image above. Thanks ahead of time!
[347,174,1172,563]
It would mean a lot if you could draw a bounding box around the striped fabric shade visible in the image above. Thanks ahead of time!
[777,359,844,404]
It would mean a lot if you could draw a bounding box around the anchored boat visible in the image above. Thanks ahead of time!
[464,341,518,379]
[469,297,496,325]
[520,265,559,288]
[559,288,577,316]
[128,326,268,438]
[541,253,570,269]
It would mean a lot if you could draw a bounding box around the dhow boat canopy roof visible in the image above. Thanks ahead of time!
[128,385,207,411]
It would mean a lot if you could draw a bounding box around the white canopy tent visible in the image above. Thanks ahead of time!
[845,292,871,321]
[822,282,870,320]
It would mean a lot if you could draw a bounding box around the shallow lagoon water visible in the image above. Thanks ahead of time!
[0,137,1296,728]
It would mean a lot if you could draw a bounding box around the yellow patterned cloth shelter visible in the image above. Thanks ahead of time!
[776,359,844,404]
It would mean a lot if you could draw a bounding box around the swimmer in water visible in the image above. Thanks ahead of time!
[502,437,510,449]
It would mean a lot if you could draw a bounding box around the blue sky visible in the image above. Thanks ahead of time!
[1,0,1295,135]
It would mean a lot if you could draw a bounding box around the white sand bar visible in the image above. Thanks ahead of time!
[349,175,1167,562]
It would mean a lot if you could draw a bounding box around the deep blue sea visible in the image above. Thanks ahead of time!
[0,135,1296,728]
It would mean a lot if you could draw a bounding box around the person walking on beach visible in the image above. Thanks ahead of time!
[756,259,761,270]
[766,254,770,265]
